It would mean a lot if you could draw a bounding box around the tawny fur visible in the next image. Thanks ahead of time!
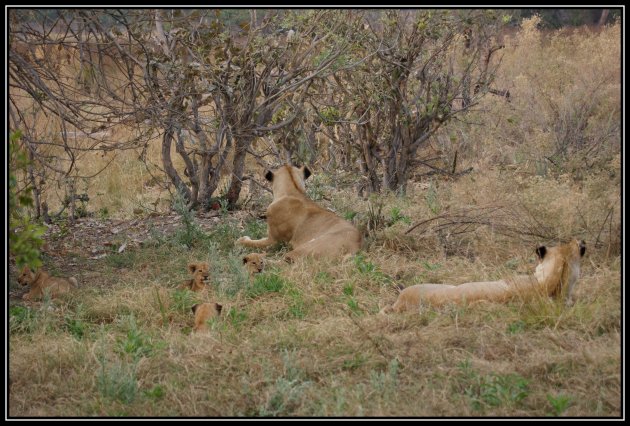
[237,165,362,261]
[243,253,266,276]
[192,302,223,333]
[178,262,210,292]
[380,239,586,314]
[17,266,77,301]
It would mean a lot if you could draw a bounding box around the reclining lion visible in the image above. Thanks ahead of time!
[380,239,586,314]
[237,164,362,261]
[17,266,78,301]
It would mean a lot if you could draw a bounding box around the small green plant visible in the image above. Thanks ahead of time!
[422,261,442,271]
[342,354,366,371]
[315,271,333,284]
[172,191,206,248]
[346,297,362,316]
[210,221,241,252]
[258,349,311,417]
[227,307,248,330]
[388,206,411,226]
[507,320,526,334]
[171,289,199,314]
[366,198,385,232]
[353,253,392,284]
[247,273,286,298]
[546,393,572,416]
[369,358,400,395]
[219,198,230,217]
[96,356,138,404]
[9,305,38,334]
[342,283,355,297]
[354,253,377,274]
[65,316,89,340]
[117,316,157,361]
[98,207,110,219]
[457,359,529,412]
[144,385,166,400]
[153,288,169,326]
[343,210,357,221]
[425,181,441,215]
[285,288,307,319]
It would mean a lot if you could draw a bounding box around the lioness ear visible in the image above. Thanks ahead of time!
[303,166,311,180]
[215,303,223,314]
[188,263,197,273]
[579,240,586,257]
[191,304,199,314]
[265,170,274,182]
[536,246,547,260]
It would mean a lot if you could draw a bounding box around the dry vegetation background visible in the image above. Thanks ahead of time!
[8,11,622,418]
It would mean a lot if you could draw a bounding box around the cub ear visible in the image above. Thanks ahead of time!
[188,263,197,273]
[242,256,249,264]
[303,166,311,180]
[536,246,547,260]
[215,303,223,314]
[265,170,274,182]
[579,240,586,257]
[191,304,199,314]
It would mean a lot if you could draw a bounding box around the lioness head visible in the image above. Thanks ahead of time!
[17,266,35,286]
[243,253,266,275]
[188,262,210,281]
[264,164,311,199]
[535,239,586,304]
[191,302,223,333]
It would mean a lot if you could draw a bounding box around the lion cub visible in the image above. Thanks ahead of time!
[178,262,210,292]
[17,266,77,301]
[243,253,266,276]
[191,302,223,333]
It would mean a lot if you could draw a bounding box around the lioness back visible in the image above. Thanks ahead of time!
[237,164,362,260]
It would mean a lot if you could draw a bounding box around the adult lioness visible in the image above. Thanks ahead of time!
[237,165,362,261]
[380,239,586,314]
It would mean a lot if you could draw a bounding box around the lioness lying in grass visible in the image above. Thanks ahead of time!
[381,239,586,314]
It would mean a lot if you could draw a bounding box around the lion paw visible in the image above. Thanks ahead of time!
[237,236,251,245]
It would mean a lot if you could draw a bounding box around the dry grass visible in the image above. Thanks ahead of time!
[8,21,621,418]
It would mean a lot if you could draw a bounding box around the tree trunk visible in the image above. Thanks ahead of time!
[162,128,192,202]
[225,140,250,206]
[598,9,609,26]
[27,147,41,219]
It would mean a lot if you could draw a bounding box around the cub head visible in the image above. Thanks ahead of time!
[188,262,210,281]
[243,253,266,275]
[17,266,35,286]
[265,164,311,197]
[191,302,223,332]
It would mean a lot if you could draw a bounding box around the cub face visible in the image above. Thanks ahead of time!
[17,266,35,286]
[188,262,210,280]
[243,253,266,275]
